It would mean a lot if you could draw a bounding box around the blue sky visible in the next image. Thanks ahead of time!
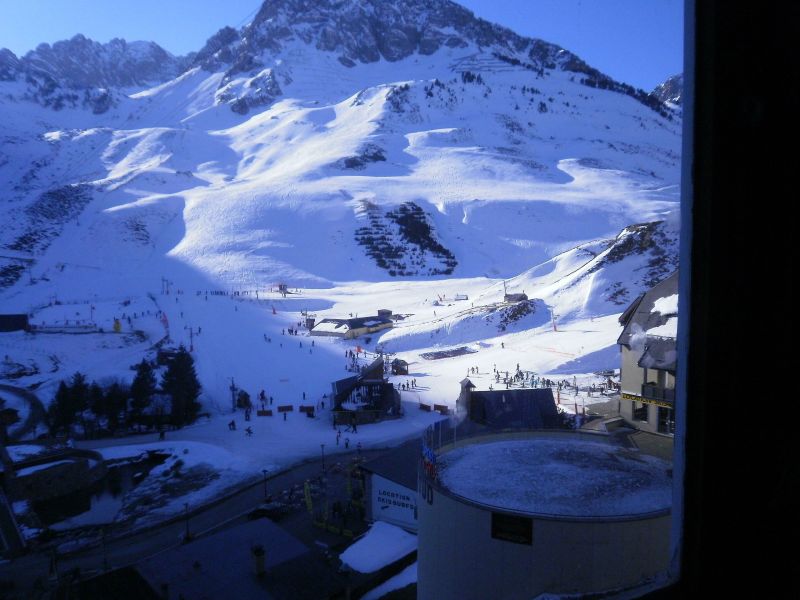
[0,0,683,91]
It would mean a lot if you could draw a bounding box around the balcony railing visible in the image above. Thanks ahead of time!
[641,384,675,403]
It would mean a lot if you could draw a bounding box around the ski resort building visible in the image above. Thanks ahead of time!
[456,378,560,429]
[617,270,679,435]
[310,315,393,339]
[503,292,528,303]
[0,315,29,332]
[330,358,401,426]
[390,358,408,375]
[416,429,672,600]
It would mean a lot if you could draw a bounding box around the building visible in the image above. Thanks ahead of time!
[136,516,347,599]
[310,315,393,339]
[456,378,561,429]
[390,358,408,375]
[331,358,401,426]
[503,292,528,303]
[417,429,673,600]
[359,439,420,532]
[617,270,678,435]
[0,315,29,332]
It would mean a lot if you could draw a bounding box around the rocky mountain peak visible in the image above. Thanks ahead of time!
[20,34,187,89]
[196,0,585,75]
[0,35,192,113]
[652,73,682,105]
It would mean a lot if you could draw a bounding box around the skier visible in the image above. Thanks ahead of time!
[344,438,350,449]
[245,426,253,437]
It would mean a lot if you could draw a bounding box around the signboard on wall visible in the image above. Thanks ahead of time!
[371,475,417,532]
[622,392,672,408]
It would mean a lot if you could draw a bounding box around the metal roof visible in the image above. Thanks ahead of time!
[360,439,421,491]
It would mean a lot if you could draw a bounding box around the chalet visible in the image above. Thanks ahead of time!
[310,315,393,339]
[504,292,528,303]
[456,378,560,429]
[331,358,401,426]
[617,270,679,435]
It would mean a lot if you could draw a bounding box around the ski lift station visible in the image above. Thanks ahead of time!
[310,314,393,339]
[417,429,673,600]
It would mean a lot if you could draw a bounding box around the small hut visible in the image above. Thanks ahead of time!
[391,358,409,375]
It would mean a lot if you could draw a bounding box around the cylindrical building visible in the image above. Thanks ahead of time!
[417,430,672,599]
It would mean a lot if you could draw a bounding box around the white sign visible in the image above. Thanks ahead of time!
[372,475,417,532]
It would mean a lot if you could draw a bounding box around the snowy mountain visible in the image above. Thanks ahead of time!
[194,0,673,118]
[652,73,682,105]
[0,0,682,421]
[0,35,190,112]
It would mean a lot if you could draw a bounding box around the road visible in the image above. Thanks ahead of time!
[0,447,385,599]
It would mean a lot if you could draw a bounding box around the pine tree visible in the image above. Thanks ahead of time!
[47,380,72,435]
[161,345,201,426]
[68,371,89,415]
[105,381,129,431]
[130,359,156,425]
[88,381,105,416]
[68,372,90,437]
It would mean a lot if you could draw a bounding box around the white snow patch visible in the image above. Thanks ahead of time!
[652,294,678,317]
[5,444,50,463]
[362,562,418,600]
[15,459,74,476]
[339,521,417,573]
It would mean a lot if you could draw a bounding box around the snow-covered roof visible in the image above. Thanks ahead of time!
[5,444,50,463]
[438,436,672,517]
[339,521,417,573]
[638,337,677,371]
[312,316,393,333]
[617,270,679,348]
[312,319,350,333]
[646,316,677,338]
[15,459,74,477]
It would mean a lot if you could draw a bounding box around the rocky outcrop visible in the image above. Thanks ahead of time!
[652,73,682,105]
[0,35,190,112]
